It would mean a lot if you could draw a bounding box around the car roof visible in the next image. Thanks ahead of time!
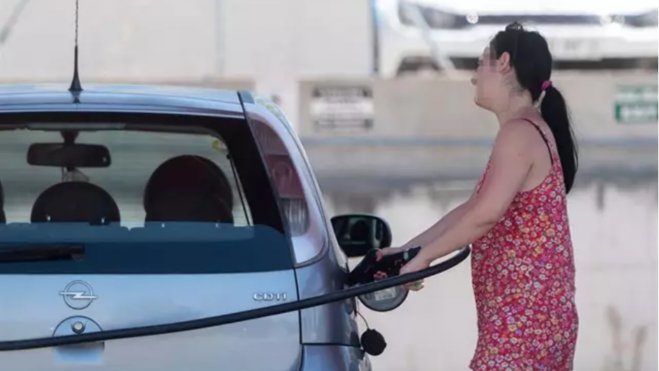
[0,84,248,117]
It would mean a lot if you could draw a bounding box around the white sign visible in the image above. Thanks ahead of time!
[310,86,374,129]
[615,85,658,124]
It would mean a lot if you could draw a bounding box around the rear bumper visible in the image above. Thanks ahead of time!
[378,22,658,76]
[300,345,370,371]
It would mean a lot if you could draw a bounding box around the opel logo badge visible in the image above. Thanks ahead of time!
[59,280,97,310]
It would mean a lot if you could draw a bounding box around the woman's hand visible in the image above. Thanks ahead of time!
[375,246,406,261]
[375,246,431,291]
[399,255,431,291]
[372,246,406,282]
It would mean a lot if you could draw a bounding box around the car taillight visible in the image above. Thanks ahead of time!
[252,121,310,236]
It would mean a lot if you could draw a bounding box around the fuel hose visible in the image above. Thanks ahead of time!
[0,246,470,351]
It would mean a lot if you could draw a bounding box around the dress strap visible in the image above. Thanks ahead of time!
[521,118,554,166]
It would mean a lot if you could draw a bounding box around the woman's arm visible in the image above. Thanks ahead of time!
[414,122,535,264]
[378,187,477,260]
[401,195,474,249]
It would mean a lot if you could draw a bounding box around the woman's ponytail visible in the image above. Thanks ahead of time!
[540,85,578,194]
[491,24,579,193]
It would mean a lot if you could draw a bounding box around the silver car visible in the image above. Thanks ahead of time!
[0,84,467,370]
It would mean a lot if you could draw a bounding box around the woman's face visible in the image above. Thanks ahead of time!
[471,46,511,111]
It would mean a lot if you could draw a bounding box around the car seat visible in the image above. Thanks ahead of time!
[31,182,120,225]
[143,155,234,223]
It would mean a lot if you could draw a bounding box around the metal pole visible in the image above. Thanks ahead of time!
[370,0,380,76]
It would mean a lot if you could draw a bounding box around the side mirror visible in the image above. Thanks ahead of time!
[330,214,392,258]
[331,214,406,312]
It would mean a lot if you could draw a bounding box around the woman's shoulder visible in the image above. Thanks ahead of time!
[490,120,538,158]
[495,119,555,153]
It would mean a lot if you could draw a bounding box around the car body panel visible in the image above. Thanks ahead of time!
[243,96,361,347]
[296,245,360,346]
[300,345,371,371]
[0,84,245,117]
[243,97,330,265]
[0,273,301,371]
[0,84,244,104]
[0,84,366,370]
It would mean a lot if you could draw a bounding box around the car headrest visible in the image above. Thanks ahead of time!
[145,191,234,224]
[143,155,234,221]
[31,182,120,225]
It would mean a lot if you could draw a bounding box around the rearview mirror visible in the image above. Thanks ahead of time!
[331,214,392,258]
[27,143,111,168]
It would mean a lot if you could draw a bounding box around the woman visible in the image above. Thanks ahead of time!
[380,23,579,370]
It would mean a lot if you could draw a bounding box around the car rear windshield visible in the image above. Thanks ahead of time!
[0,112,293,274]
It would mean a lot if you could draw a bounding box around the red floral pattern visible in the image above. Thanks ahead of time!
[469,130,578,371]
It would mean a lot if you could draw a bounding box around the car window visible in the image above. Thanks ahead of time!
[3,130,252,227]
[0,114,294,274]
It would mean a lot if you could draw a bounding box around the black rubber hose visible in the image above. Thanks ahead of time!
[0,246,470,351]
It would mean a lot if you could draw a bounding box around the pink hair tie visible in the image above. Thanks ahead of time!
[541,80,552,91]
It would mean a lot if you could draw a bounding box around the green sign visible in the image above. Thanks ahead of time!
[614,85,658,124]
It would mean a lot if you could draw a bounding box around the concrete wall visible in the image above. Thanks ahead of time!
[298,72,658,184]
[305,143,657,193]
[221,0,373,78]
[220,0,373,125]
[324,182,658,371]
[0,0,219,81]
[0,0,373,126]
[298,72,658,139]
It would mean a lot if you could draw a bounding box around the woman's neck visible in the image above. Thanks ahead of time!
[495,96,538,125]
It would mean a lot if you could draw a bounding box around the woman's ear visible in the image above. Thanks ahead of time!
[496,52,513,74]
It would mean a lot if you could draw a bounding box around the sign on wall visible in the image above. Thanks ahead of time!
[310,86,374,130]
[614,85,658,124]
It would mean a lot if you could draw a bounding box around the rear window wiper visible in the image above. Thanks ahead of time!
[0,244,85,263]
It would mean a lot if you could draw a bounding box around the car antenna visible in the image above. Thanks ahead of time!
[68,0,82,95]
